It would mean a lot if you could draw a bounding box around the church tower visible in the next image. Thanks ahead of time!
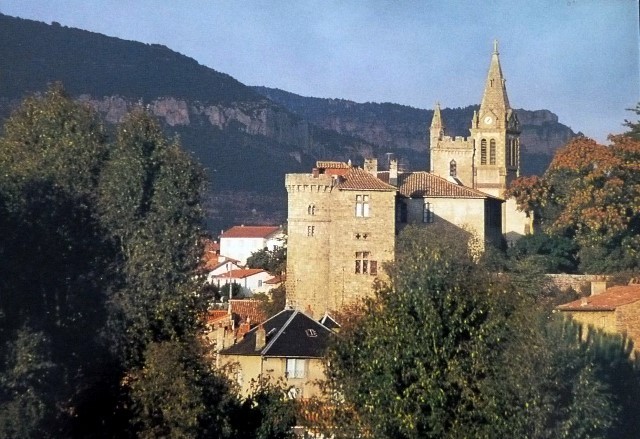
[469,40,521,199]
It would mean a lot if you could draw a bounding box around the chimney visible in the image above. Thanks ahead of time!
[389,158,398,186]
[312,167,319,178]
[580,297,588,307]
[591,280,607,296]
[255,324,266,351]
[364,158,378,176]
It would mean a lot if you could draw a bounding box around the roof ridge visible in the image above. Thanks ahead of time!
[262,310,298,355]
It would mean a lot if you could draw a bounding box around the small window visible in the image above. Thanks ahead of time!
[307,204,316,215]
[286,358,306,379]
[258,280,263,287]
[355,194,370,217]
[307,226,315,237]
[480,139,487,165]
[423,202,434,223]
[305,329,317,337]
[449,159,457,177]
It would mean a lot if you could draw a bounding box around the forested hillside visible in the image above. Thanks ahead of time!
[0,13,574,232]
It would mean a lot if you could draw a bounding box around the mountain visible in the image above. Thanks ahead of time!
[0,14,575,233]
[251,87,576,176]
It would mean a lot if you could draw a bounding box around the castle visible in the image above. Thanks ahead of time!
[286,41,528,315]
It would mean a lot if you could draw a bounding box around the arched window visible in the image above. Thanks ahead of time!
[480,139,487,165]
[449,159,457,177]
[489,139,496,165]
[307,204,315,215]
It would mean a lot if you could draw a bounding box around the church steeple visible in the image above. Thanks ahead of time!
[479,39,510,117]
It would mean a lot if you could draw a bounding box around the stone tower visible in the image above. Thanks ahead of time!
[469,40,521,199]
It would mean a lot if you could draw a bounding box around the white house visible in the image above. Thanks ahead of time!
[219,225,284,266]
[210,268,273,297]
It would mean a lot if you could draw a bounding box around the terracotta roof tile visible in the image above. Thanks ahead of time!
[229,299,266,325]
[337,168,397,191]
[212,268,266,279]
[393,171,500,199]
[221,225,281,238]
[557,285,640,311]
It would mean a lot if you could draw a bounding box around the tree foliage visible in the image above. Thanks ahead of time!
[246,246,287,275]
[508,129,640,273]
[322,225,625,438]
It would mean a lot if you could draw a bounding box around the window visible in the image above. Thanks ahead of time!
[307,226,315,237]
[449,159,457,177]
[423,202,434,223]
[490,139,496,165]
[307,204,316,215]
[286,358,306,379]
[480,139,487,165]
[355,252,377,275]
[305,329,317,337]
[355,194,370,217]
[258,280,263,287]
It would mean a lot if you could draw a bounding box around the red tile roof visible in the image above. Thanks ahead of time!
[213,268,267,279]
[336,168,397,191]
[389,171,500,199]
[221,225,281,239]
[266,275,284,285]
[557,285,640,311]
[205,309,230,325]
[229,299,266,325]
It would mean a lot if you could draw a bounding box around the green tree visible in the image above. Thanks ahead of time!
[322,225,621,438]
[0,327,56,439]
[98,108,206,367]
[246,246,286,275]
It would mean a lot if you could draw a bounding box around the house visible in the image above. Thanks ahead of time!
[376,164,504,248]
[556,281,640,356]
[209,268,273,297]
[205,259,242,282]
[218,309,333,399]
[219,225,284,266]
[253,274,285,295]
[204,299,267,359]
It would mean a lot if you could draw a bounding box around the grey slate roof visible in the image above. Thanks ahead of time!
[220,309,333,358]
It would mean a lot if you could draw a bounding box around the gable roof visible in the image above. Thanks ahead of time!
[220,309,333,358]
[389,171,502,199]
[557,285,640,312]
[336,168,397,192]
[221,225,281,239]
[319,313,341,330]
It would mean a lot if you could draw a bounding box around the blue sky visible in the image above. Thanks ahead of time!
[2,0,638,142]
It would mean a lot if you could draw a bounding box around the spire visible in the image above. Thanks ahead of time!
[430,102,444,130]
[480,40,510,114]
[430,102,445,140]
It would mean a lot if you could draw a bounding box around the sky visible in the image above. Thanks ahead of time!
[1,0,638,142]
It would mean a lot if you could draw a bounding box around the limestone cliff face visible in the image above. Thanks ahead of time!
[77,95,312,148]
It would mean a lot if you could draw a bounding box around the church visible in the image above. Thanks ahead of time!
[285,41,528,315]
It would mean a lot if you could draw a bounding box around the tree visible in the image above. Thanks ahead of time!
[508,133,640,273]
[322,225,621,438]
[246,246,286,275]
[622,102,640,140]
[99,108,206,367]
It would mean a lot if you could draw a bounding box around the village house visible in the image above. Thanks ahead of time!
[208,268,273,297]
[219,225,285,266]
[218,309,333,399]
[556,281,640,356]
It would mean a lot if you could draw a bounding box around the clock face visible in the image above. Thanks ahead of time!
[484,116,493,125]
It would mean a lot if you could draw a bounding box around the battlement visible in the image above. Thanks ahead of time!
[285,173,335,192]
[433,136,471,149]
